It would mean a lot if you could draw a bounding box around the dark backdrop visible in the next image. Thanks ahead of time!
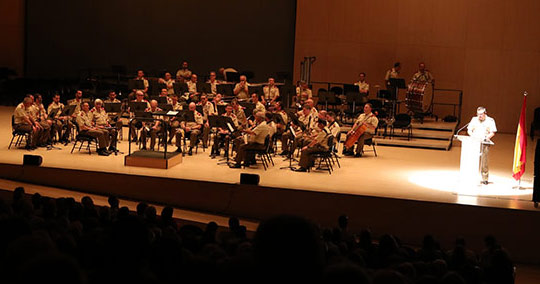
[25,0,296,81]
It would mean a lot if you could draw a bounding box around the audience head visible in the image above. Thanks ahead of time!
[136,202,148,216]
[108,195,119,209]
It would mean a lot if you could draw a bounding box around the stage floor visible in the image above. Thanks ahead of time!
[0,106,536,211]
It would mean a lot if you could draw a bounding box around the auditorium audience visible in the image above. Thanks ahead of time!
[0,187,515,284]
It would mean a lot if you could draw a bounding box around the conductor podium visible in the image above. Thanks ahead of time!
[455,135,494,184]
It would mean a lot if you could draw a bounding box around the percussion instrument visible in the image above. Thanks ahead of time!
[405,81,433,113]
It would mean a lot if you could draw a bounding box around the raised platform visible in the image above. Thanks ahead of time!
[125,150,182,169]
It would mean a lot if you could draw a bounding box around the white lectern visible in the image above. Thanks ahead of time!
[455,135,494,184]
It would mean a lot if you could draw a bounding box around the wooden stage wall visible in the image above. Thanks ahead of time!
[1,162,539,264]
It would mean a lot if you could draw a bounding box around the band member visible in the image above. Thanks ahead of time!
[229,111,270,168]
[158,72,176,95]
[293,119,330,172]
[231,99,247,129]
[206,71,221,98]
[129,90,151,142]
[31,94,52,146]
[77,102,110,156]
[103,91,123,137]
[68,90,84,119]
[411,62,434,84]
[13,96,42,149]
[250,93,266,114]
[295,81,312,105]
[167,94,183,144]
[176,61,192,82]
[91,99,118,152]
[354,72,369,95]
[327,111,341,144]
[305,99,318,117]
[175,102,203,155]
[198,94,215,148]
[134,69,149,94]
[233,75,250,100]
[186,74,201,103]
[47,93,71,143]
[140,100,163,151]
[467,107,497,185]
[385,62,401,87]
[211,104,239,158]
[343,103,378,157]
[263,77,280,105]
[158,88,173,104]
[273,101,288,138]
[280,104,317,155]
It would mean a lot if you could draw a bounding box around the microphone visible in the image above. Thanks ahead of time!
[454,122,469,137]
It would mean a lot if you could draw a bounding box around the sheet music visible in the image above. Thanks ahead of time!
[167,111,178,116]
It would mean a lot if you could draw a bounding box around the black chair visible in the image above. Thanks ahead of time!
[317,89,329,109]
[530,107,540,140]
[363,137,378,157]
[8,115,31,149]
[244,135,272,170]
[71,122,99,154]
[391,113,412,140]
[330,132,341,168]
[311,135,335,174]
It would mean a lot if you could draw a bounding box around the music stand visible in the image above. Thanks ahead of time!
[159,103,173,111]
[48,108,61,118]
[156,97,168,104]
[60,105,77,117]
[183,111,195,122]
[225,72,240,82]
[217,84,234,97]
[173,82,188,95]
[388,78,406,118]
[239,102,256,117]
[197,82,211,94]
[248,85,263,97]
[128,79,145,90]
[129,102,148,113]
[104,102,122,113]
[217,105,227,115]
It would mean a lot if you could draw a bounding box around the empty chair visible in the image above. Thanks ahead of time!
[391,113,412,140]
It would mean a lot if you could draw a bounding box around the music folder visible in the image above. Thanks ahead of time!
[222,116,236,132]
[104,102,122,113]
[129,102,148,113]
[128,79,145,90]
[389,78,407,89]
[156,96,169,104]
[60,105,76,116]
[159,103,173,111]
[48,108,61,118]
[208,115,220,129]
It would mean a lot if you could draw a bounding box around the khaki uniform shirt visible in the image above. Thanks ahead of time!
[199,102,215,121]
[91,107,109,126]
[77,111,93,130]
[254,101,266,114]
[136,78,149,90]
[354,81,370,93]
[385,68,400,85]
[176,69,192,80]
[314,127,330,150]
[328,121,341,139]
[234,82,249,100]
[184,111,203,129]
[172,102,183,111]
[69,98,83,115]
[411,71,434,83]
[207,80,219,95]
[187,81,197,94]
[355,113,379,134]
[468,116,497,140]
[234,108,247,127]
[250,121,270,144]
[163,79,175,95]
[47,102,65,118]
[104,98,121,103]
[14,103,32,125]
[263,85,280,101]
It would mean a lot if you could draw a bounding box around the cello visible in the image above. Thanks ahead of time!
[344,113,374,149]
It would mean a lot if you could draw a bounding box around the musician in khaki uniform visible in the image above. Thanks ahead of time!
[280,104,317,156]
[250,93,266,114]
[327,111,341,144]
[186,74,200,103]
[293,119,330,172]
[206,71,221,98]
[31,94,52,145]
[272,101,288,141]
[231,99,247,129]
[77,103,110,156]
[91,99,117,151]
[13,96,42,149]
[230,111,270,168]
[295,81,312,105]
[263,77,280,105]
[167,94,183,144]
[129,90,151,142]
[140,100,163,151]
[354,72,370,95]
[233,75,250,100]
[211,104,239,158]
[198,95,215,148]
[48,93,71,143]
[158,72,176,95]
[175,102,203,155]
[103,91,123,138]
[411,62,434,84]
[344,103,378,157]
[176,61,192,82]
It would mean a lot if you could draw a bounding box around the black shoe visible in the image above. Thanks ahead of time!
[279,151,289,156]
[188,147,193,156]
[244,162,251,167]
[108,146,116,152]
[210,154,216,159]
[354,153,362,158]
[292,167,307,172]
[175,147,182,153]
[229,163,241,169]
[98,149,110,156]
[141,146,147,150]
[481,181,489,185]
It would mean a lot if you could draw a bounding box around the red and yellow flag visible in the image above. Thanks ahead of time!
[512,93,527,180]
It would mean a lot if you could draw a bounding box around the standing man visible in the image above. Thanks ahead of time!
[385,62,401,87]
[467,107,497,185]
[354,72,370,95]
[411,62,434,84]
[343,103,378,157]
[176,61,192,82]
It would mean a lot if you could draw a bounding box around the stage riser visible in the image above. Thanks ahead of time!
[1,163,539,264]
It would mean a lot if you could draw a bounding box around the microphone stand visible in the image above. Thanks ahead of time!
[453,122,470,138]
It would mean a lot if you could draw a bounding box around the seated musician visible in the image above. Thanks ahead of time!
[263,77,280,105]
[211,104,239,158]
[295,81,312,105]
[293,119,331,172]
[31,94,52,146]
[229,111,269,168]
[77,102,111,156]
[175,61,192,83]
[326,111,341,145]
[47,93,71,143]
[186,74,201,103]
[158,88,173,104]
[103,91,123,137]
[272,101,288,140]
[250,93,266,114]
[140,100,163,151]
[198,94,215,148]
[129,90,151,142]
[128,69,149,100]
[91,99,118,152]
[213,93,227,107]
[13,96,42,149]
[343,103,378,157]
[206,71,221,99]
[174,102,203,155]
[158,72,176,95]
[305,99,318,117]
[280,104,317,156]
[230,99,247,130]
[265,112,277,145]
[411,62,434,84]
[233,75,250,100]
[167,94,183,144]
[354,72,369,95]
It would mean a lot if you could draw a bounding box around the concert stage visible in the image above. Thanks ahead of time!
[0,106,539,263]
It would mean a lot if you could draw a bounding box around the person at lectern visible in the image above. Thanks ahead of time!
[467,107,497,184]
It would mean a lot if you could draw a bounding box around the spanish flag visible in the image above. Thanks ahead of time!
[512,93,527,180]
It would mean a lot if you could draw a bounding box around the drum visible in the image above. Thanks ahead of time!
[405,81,433,113]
